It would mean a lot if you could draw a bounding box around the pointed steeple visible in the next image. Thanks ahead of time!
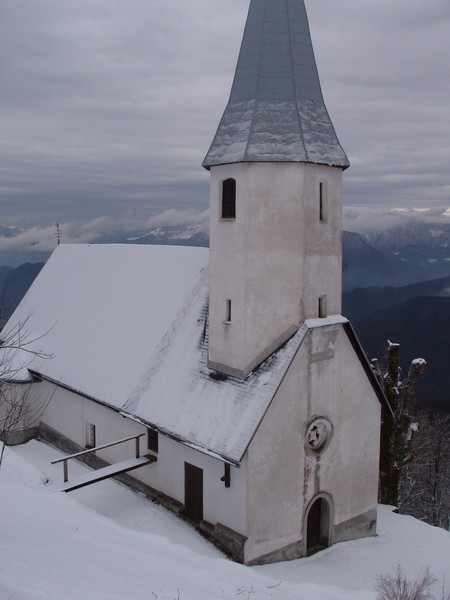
[203,0,349,170]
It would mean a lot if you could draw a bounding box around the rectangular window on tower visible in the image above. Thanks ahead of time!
[221,178,236,219]
[224,299,232,324]
[319,182,328,223]
[318,295,328,318]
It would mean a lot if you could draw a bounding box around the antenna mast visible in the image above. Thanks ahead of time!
[55,223,62,246]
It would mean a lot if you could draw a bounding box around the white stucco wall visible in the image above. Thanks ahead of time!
[245,323,381,563]
[246,355,307,562]
[35,380,248,536]
[208,162,342,376]
[304,326,381,527]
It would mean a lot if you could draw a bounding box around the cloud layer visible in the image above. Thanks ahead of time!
[0,0,449,228]
[1,205,449,266]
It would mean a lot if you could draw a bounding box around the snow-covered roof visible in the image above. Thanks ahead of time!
[203,0,349,170]
[122,314,351,464]
[0,244,209,403]
[1,244,354,464]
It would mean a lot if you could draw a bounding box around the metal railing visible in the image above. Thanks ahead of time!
[51,433,146,482]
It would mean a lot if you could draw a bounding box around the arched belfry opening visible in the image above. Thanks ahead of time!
[305,494,333,556]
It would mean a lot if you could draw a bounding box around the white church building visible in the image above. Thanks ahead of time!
[0,0,388,565]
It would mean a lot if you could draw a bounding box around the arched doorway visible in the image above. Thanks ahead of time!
[305,495,332,556]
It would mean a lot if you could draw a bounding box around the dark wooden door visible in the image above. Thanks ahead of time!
[306,497,330,556]
[184,463,203,521]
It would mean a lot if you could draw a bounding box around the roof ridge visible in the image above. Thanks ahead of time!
[286,0,308,161]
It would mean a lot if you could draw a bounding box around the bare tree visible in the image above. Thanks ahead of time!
[400,409,450,529]
[376,566,450,600]
[0,313,53,466]
[376,566,438,600]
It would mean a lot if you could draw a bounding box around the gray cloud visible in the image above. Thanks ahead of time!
[3,203,449,258]
[343,206,450,234]
[0,0,449,233]
[0,208,210,263]
[307,0,450,207]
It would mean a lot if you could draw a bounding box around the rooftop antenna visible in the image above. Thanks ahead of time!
[55,223,62,246]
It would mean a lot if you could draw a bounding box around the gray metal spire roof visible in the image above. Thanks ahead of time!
[203,0,349,170]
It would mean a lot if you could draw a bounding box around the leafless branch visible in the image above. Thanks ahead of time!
[376,565,436,600]
[0,312,55,466]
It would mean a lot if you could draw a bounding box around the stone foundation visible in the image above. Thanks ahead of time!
[334,508,377,543]
[245,539,304,566]
[1,426,39,446]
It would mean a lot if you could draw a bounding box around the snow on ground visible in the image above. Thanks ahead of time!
[1,440,449,600]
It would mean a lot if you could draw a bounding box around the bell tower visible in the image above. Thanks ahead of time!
[203,0,349,379]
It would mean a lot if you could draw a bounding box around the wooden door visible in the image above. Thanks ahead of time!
[184,463,203,521]
[306,497,330,556]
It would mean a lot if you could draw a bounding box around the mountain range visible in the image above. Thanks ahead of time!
[343,281,450,410]
[0,262,44,326]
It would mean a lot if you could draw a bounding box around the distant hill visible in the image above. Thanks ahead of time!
[129,229,209,248]
[0,262,44,326]
[0,265,14,281]
[343,274,450,322]
[346,219,450,286]
[91,225,210,249]
[361,218,450,253]
[342,231,450,290]
[342,231,412,290]
[352,296,450,410]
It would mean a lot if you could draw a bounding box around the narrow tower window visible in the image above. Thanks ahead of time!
[319,182,327,222]
[221,178,236,219]
[224,299,232,324]
[318,295,327,318]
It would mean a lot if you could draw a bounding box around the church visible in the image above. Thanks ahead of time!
[0,0,388,565]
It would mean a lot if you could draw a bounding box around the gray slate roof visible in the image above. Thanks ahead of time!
[203,0,349,170]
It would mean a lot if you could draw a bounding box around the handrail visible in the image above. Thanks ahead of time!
[51,433,146,482]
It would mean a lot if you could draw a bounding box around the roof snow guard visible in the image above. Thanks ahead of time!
[203,0,349,170]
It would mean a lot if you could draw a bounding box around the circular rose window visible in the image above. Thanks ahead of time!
[306,418,332,453]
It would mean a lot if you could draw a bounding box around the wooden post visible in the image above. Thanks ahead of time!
[63,460,68,483]
[220,463,231,488]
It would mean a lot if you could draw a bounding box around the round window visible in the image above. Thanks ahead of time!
[306,418,332,453]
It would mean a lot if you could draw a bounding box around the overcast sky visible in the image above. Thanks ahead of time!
[1,0,449,232]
